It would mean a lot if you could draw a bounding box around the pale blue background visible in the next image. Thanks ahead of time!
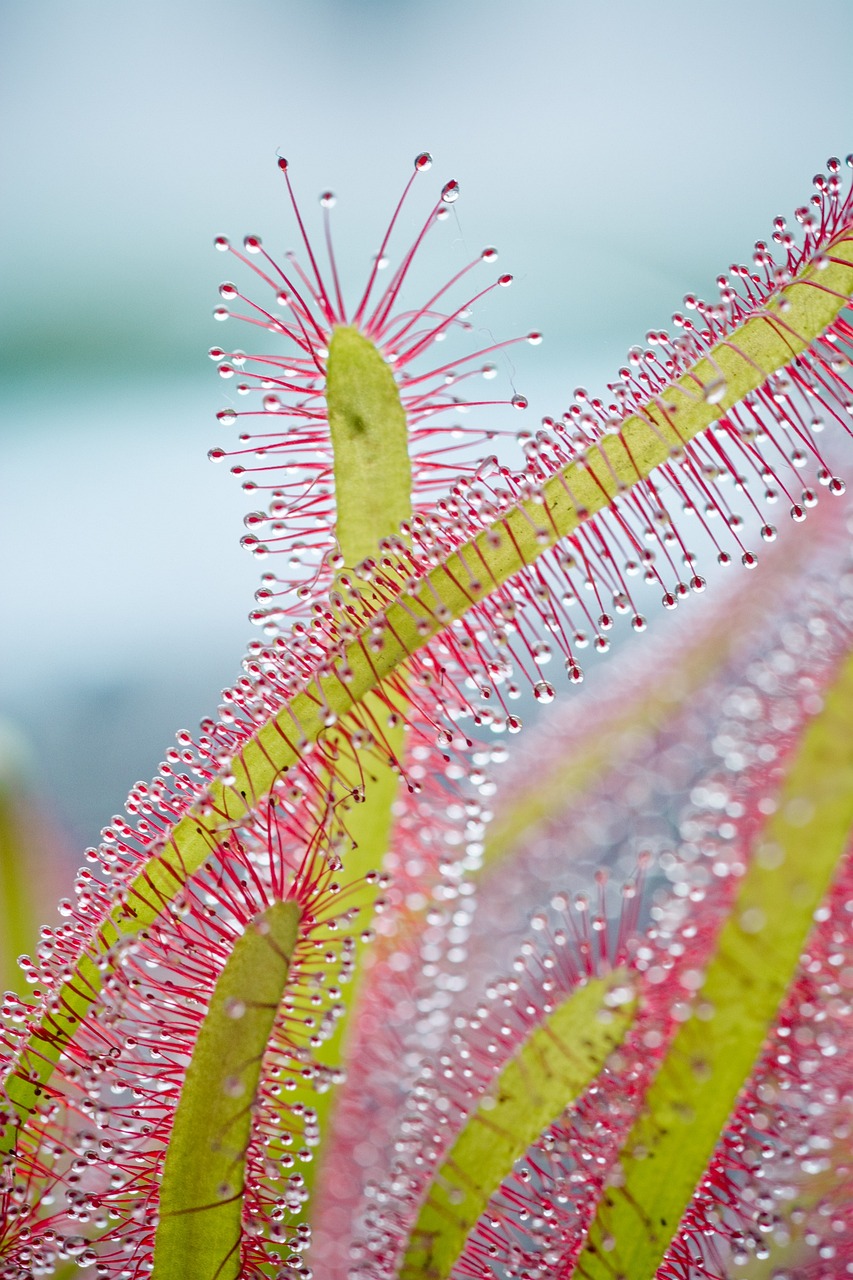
[2,0,853,846]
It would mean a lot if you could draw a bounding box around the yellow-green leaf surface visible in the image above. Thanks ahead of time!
[401,971,637,1279]
[576,645,853,1279]
[327,325,412,566]
[3,240,852,1155]
[152,899,301,1280]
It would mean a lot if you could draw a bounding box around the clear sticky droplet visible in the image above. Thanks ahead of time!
[243,235,262,254]
[214,235,230,251]
[533,681,555,704]
[414,152,433,172]
[506,714,523,733]
[319,191,336,208]
[702,378,727,405]
[441,179,460,203]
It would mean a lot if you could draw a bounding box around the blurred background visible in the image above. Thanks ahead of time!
[2,0,853,921]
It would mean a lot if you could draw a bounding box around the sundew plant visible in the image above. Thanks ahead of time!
[2,150,853,1280]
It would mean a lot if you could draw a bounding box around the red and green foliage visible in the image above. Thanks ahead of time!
[2,152,853,1279]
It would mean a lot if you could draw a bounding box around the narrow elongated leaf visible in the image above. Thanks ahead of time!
[3,166,852,1181]
[400,972,637,1279]
[152,899,301,1280]
[576,646,853,1278]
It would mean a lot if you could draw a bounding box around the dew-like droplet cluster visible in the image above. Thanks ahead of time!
[308,756,487,1274]
[208,154,531,637]
[343,509,853,1280]
[198,159,853,811]
[659,847,853,1277]
[0,643,504,1276]
[200,156,853,803]
[462,502,848,987]
[2,157,853,1280]
[1,782,368,1275]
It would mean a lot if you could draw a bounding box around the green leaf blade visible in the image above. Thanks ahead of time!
[576,646,853,1279]
[3,219,852,1158]
[401,971,638,1280]
[151,898,301,1280]
[327,324,413,566]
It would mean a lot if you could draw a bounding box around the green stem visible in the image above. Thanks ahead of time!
[151,899,301,1280]
[400,971,638,1280]
[4,238,852,1155]
[575,645,853,1279]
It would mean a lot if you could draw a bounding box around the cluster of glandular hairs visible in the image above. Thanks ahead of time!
[402,157,853,705]
[5,152,844,935]
[0,1125,73,1278]
[465,529,853,1280]
[197,157,853,776]
[663,850,853,1280]
[2,789,378,1277]
[2,157,853,1280]
[306,505,846,1276]
[208,152,536,628]
[344,511,853,1280]
[308,754,488,1273]
[0,687,485,1276]
[449,501,845,1004]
